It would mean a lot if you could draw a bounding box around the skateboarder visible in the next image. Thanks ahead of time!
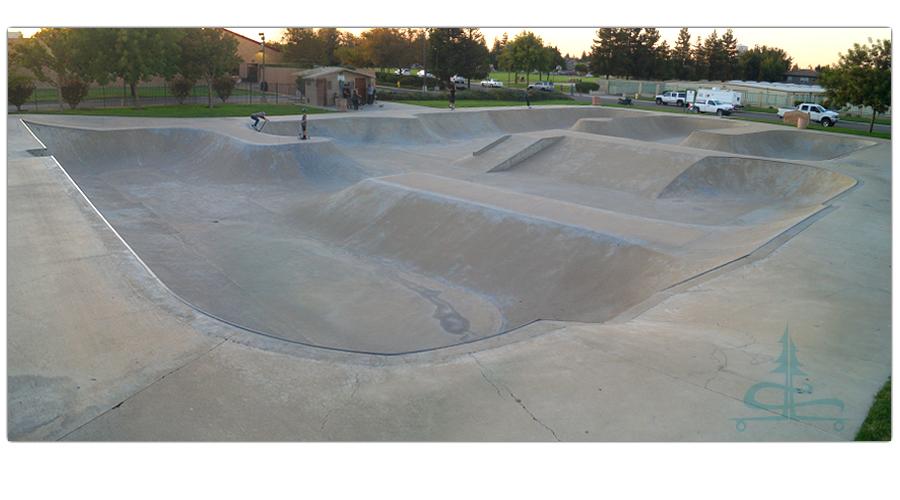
[250,111,268,131]
[299,109,308,140]
[448,82,456,110]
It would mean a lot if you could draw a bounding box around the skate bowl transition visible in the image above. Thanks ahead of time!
[22,107,863,355]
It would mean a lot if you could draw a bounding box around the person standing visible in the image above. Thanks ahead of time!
[525,89,531,108]
[448,82,456,110]
[299,108,308,140]
[351,86,360,110]
[367,83,375,105]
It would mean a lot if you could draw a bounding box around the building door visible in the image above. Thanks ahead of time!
[247,64,259,83]
[317,79,327,106]
[355,78,367,103]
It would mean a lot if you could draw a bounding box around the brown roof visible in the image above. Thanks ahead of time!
[222,28,282,53]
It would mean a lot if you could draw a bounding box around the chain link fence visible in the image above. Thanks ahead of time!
[9,80,301,113]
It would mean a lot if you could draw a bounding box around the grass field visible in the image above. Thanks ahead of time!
[855,377,891,441]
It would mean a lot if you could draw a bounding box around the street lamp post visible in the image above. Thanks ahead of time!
[259,32,267,103]
[421,33,427,93]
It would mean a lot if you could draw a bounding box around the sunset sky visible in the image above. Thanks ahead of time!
[9,26,891,69]
[229,27,891,69]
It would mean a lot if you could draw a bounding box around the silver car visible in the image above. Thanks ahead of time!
[528,81,554,92]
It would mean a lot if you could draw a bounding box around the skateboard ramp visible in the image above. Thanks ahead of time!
[571,114,746,144]
[680,129,877,160]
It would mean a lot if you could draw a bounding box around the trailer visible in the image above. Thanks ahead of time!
[696,88,743,110]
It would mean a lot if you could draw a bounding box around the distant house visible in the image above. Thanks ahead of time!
[782,69,818,85]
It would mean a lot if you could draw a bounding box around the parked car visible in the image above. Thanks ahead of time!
[394,68,411,76]
[480,78,504,88]
[776,103,840,127]
[450,75,466,86]
[655,91,687,106]
[417,70,434,78]
[689,99,735,116]
[528,81,555,92]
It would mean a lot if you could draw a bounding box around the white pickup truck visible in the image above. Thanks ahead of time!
[777,103,840,127]
[689,99,735,116]
[655,91,687,106]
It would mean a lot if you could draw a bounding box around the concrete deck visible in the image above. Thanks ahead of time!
[7,103,891,442]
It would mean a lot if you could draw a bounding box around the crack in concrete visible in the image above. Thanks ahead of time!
[320,367,360,432]
[56,336,229,440]
[469,354,560,441]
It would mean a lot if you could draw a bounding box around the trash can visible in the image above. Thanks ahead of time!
[336,98,348,112]
[592,96,602,106]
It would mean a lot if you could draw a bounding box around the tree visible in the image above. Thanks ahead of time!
[428,28,467,83]
[8,74,36,111]
[819,38,891,132]
[720,29,740,80]
[672,28,693,80]
[590,28,664,80]
[736,45,793,82]
[60,76,91,109]
[362,28,408,72]
[176,28,242,108]
[281,28,320,67]
[510,30,550,85]
[84,28,182,110]
[9,28,98,111]
[334,32,372,68]
[458,29,492,82]
[589,28,622,79]
[692,35,708,80]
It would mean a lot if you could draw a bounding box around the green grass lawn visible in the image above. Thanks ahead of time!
[12,103,329,118]
[855,377,891,441]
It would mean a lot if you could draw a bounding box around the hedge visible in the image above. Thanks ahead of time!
[376,88,574,103]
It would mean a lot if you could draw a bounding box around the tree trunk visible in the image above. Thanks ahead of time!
[207,76,214,109]
[869,110,876,133]
[56,85,64,112]
[130,83,142,110]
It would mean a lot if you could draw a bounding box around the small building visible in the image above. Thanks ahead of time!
[782,69,818,85]
[295,67,376,107]
[223,29,283,83]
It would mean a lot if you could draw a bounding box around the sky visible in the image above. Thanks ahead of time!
[8,26,891,69]
[223,27,890,68]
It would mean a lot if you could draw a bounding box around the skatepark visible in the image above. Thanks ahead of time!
[7,102,891,441]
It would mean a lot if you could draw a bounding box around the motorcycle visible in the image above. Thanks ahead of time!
[617,97,633,106]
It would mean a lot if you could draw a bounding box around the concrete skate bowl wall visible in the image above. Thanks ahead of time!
[680,129,877,160]
[488,135,708,198]
[291,175,715,336]
[24,121,379,190]
[658,156,857,205]
[262,106,647,145]
[570,114,746,144]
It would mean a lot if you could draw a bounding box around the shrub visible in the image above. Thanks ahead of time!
[60,77,91,109]
[213,77,237,103]
[375,88,574,103]
[9,75,36,111]
[169,77,195,105]
[574,81,600,93]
